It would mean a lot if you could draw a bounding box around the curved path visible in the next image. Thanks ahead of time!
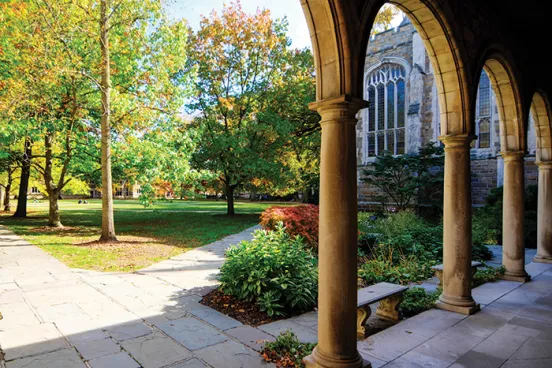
[0,225,275,368]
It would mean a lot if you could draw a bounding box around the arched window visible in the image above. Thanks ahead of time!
[365,64,407,157]
[474,71,492,149]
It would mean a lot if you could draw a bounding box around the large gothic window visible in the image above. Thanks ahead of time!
[365,64,406,157]
[474,71,492,149]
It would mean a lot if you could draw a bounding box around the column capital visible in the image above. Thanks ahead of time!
[309,95,368,126]
[501,150,526,162]
[537,160,552,170]
[438,134,475,150]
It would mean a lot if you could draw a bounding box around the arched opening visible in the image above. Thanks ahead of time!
[475,57,530,282]
[530,91,552,263]
[482,58,525,153]
[531,92,552,162]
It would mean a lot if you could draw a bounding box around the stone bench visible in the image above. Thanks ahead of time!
[357,282,408,338]
[431,261,483,287]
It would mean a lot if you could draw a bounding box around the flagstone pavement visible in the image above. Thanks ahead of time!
[1,224,552,368]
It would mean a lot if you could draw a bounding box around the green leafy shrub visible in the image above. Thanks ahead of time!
[362,143,444,211]
[473,265,505,288]
[358,252,434,286]
[260,205,319,249]
[261,330,316,368]
[399,287,441,318]
[369,211,443,262]
[219,224,318,317]
[473,185,539,249]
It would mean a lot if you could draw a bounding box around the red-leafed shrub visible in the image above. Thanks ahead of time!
[260,205,319,249]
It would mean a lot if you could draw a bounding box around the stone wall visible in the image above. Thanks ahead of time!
[471,158,498,206]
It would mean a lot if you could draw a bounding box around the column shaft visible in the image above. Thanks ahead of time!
[435,134,479,315]
[304,95,366,368]
[535,162,552,263]
[501,151,530,282]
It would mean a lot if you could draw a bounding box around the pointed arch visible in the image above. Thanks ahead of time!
[530,91,552,162]
[356,0,471,136]
[480,56,525,152]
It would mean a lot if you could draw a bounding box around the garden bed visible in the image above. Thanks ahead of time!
[200,289,288,326]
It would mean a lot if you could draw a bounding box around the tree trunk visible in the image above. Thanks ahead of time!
[226,184,236,216]
[48,190,63,227]
[13,138,32,218]
[3,170,13,212]
[99,0,117,242]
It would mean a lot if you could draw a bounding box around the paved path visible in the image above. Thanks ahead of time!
[0,225,276,368]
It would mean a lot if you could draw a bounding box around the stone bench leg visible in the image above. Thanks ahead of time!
[435,269,444,287]
[376,294,403,321]
[357,306,371,339]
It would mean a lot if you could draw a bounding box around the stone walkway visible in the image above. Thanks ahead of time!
[2,224,552,368]
[0,225,277,368]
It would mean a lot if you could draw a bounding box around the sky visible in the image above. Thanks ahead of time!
[164,0,312,49]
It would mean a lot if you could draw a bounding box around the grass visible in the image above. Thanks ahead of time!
[0,199,292,272]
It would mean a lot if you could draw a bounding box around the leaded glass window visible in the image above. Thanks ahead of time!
[365,64,407,157]
[475,71,492,149]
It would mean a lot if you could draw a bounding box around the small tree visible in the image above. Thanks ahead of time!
[362,143,444,211]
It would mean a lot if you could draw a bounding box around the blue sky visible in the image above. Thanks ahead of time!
[164,0,312,49]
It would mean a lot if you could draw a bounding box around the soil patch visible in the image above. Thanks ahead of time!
[201,289,286,327]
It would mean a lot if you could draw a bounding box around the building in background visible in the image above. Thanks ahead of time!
[356,17,538,209]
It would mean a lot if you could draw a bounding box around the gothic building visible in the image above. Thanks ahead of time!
[356,17,538,208]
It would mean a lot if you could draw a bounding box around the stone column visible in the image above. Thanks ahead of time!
[304,95,367,368]
[534,161,552,263]
[501,151,530,282]
[435,134,480,315]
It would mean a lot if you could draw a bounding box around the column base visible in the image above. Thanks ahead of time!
[533,255,552,264]
[304,347,367,368]
[500,273,531,283]
[435,295,480,315]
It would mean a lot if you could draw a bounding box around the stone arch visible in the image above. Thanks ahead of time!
[530,91,552,162]
[357,0,471,136]
[300,0,362,101]
[479,56,525,152]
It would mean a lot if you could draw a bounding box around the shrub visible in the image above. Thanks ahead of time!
[260,205,319,249]
[362,143,444,211]
[261,330,316,368]
[399,287,441,318]
[358,252,434,286]
[219,224,318,317]
[370,211,443,263]
[474,185,539,249]
[473,265,505,288]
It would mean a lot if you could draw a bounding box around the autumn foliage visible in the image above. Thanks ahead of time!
[260,205,319,248]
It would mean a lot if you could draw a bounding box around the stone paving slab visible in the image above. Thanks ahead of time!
[157,317,229,351]
[5,348,86,368]
[0,322,70,360]
[226,325,276,352]
[73,337,121,361]
[105,323,153,342]
[195,340,273,367]
[120,330,192,368]
[258,319,318,343]
[170,358,208,367]
[88,352,140,368]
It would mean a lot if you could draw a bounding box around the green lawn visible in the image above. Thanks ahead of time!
[0,199,292,272]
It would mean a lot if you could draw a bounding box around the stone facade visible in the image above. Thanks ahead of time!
[357,17,539,208]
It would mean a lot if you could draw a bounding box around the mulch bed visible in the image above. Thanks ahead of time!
[200,289,286,327]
